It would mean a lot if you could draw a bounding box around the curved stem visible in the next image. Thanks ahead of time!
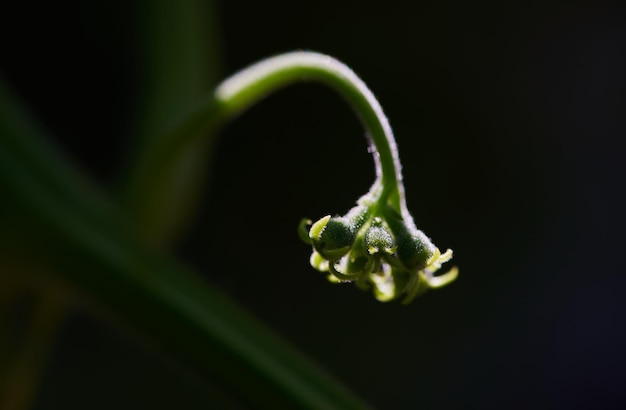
[214,51,405,210]
[132,51,408,221]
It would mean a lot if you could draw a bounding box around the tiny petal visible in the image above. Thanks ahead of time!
[310,251,329,272]
[370,266,399,302]
[426,266,459,289]
[298,218,313,244]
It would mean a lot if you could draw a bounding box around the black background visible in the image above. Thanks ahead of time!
[2,0,626,409]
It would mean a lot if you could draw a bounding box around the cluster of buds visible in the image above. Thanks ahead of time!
[299,191,457,304]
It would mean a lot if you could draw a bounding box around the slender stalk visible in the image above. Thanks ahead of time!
[214,51,403,208]
[130,51,407,223]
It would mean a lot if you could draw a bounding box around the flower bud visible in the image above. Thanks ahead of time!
[309,216,355,261]
[364,217,395,255]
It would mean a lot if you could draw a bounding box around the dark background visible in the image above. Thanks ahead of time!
[2,0,626,409]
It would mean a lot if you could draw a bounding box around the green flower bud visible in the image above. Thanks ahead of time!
[364,218,395,255]
[396,232,434,271]
[309,215,355,260]
[384,212,435,271]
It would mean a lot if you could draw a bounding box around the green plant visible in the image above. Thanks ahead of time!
[0,6,456,408]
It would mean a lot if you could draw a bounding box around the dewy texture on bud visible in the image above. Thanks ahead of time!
[300,185,458,304]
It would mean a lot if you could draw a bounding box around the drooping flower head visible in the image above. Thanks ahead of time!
[299,185,457,304]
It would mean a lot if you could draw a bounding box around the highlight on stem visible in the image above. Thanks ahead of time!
[215,51,458,304]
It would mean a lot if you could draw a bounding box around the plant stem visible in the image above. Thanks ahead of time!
[214,51,403,210]
[129,51,407,227]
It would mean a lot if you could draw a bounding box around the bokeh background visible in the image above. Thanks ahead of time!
[2,0,625,409]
